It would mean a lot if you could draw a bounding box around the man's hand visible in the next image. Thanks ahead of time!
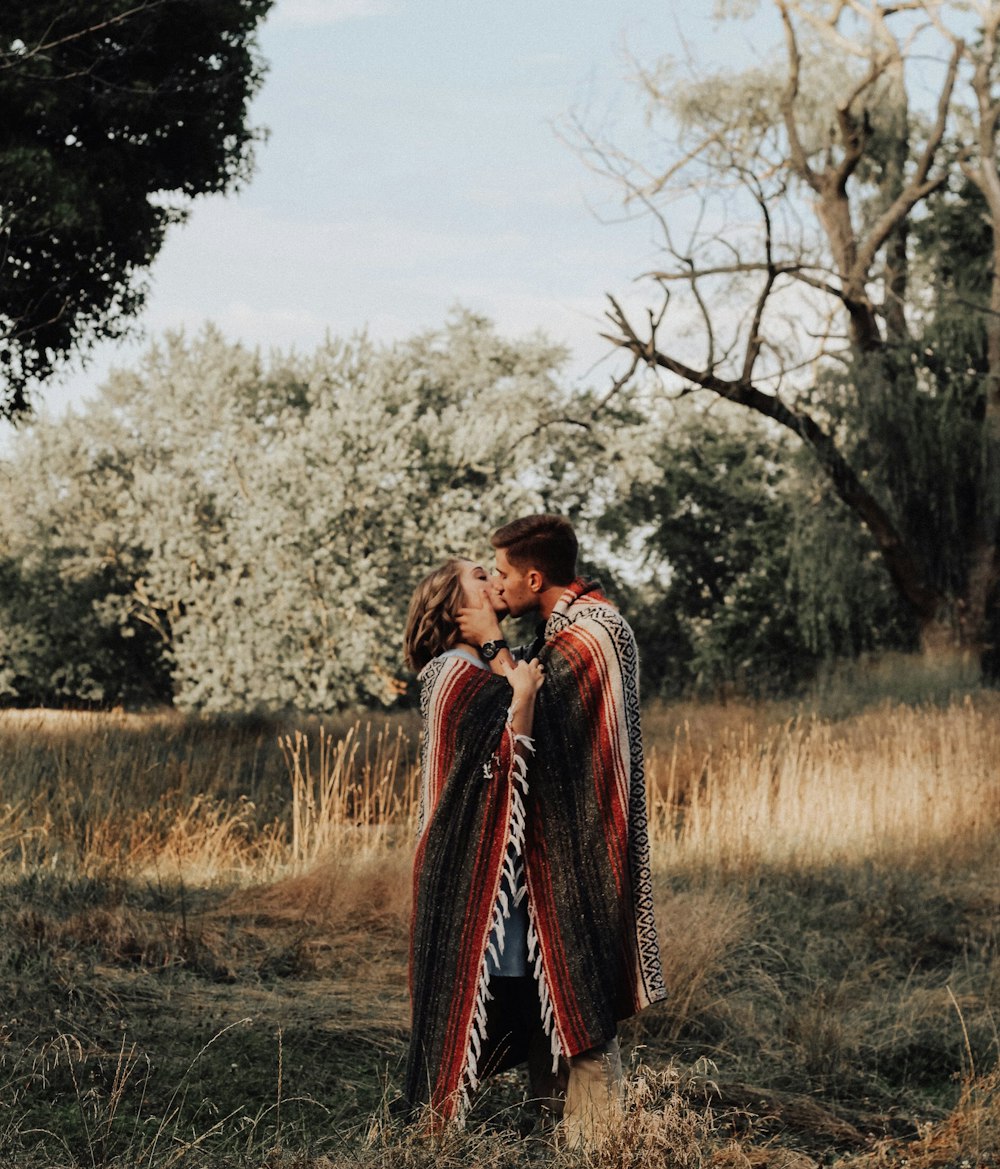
[457,589,503,648]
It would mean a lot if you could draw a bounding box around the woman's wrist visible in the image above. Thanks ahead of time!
[486,646,515,675]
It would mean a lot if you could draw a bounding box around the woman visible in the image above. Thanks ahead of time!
[402,558,547,1124]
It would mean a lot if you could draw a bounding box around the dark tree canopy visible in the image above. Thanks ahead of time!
[0,0,273,417]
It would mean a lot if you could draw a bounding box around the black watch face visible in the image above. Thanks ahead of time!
[482,640,503,660]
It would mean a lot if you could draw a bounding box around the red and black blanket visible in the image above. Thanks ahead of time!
[525,579,665,1052]
[404,580,665,1122]
[405,655,526,1121]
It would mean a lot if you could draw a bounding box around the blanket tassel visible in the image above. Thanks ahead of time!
[455,728,535,1119]
[527,910,564,1073]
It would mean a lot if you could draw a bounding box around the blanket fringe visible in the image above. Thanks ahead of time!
[527,904,564,1072]
[454,727,534,1122]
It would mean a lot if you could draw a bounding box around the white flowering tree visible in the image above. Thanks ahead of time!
[0,314,577,709]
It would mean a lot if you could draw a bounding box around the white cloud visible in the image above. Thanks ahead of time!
[267,0,390,29]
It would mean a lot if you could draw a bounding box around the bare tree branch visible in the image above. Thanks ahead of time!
[602,295,942,619]
[0,2,172,71]
[777,2,820,191]
[741,170,779,382]
[831,56,886,194]
[852,34,962,280]
[589,345,646,418]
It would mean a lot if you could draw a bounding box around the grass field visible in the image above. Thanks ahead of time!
[1,671,998,1167]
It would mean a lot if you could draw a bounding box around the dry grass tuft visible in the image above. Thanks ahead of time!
[598,1063,722,1169]
[280,723,418,865]
[226,848,412,930]
[845,1068,1000,1169]
[355,1063,725,1169]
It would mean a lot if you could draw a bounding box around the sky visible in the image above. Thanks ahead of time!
[22,0,778,420]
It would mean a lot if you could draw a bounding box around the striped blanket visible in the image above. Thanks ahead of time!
[404,579,665,1122]
[405,656,527,1121]
[526,579,666,1053]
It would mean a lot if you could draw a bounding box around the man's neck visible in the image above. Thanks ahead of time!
[537,583,568,622]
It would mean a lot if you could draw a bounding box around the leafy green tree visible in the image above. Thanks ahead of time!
[0,378,174,704]
[0,555,170,707]
[592,405,911,696]
[0,0,273,417]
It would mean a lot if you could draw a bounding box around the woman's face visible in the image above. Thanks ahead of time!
[458,560,507,616]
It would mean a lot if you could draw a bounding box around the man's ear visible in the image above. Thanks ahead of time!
[527,568,545,594]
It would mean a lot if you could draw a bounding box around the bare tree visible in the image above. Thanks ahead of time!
[599,0,1000,658]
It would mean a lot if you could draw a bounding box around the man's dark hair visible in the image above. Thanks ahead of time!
[491,514,578,586]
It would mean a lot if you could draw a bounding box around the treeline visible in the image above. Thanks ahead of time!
[0,313,908,712]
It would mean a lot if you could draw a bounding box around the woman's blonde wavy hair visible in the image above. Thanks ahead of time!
[403,558,469,673]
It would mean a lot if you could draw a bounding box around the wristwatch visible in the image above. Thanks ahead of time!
[481,639,508,661]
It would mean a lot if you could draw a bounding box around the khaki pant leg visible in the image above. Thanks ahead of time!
[561,1036,623,1148]
[526,1030,568,1118]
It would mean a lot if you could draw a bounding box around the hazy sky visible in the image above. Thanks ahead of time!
[29,0,775,418]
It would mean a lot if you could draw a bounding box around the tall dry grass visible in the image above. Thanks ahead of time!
[0,708,419,881]
[2,685,999,1169]
[1,693,998,882]
[645,695,1000,870]
[280,722,418,864]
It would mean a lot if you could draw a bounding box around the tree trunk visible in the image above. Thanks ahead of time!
[918,603,986,671]
[919,614,962,657]
[963,18,1000,677]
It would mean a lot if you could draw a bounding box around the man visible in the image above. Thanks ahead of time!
[458,513,666,1146]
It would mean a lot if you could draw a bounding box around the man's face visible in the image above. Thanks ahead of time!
[492,547,539,618]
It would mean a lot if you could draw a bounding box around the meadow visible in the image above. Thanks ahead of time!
[0,661,997,1168]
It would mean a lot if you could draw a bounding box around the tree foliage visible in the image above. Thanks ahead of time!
[0,309,920,709]
[0,315,576,710]
[597,0,1000,661]
[592,404,911,696]
[0,0,273,417]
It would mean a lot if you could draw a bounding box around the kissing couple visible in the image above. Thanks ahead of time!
[400,513,665,1146]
